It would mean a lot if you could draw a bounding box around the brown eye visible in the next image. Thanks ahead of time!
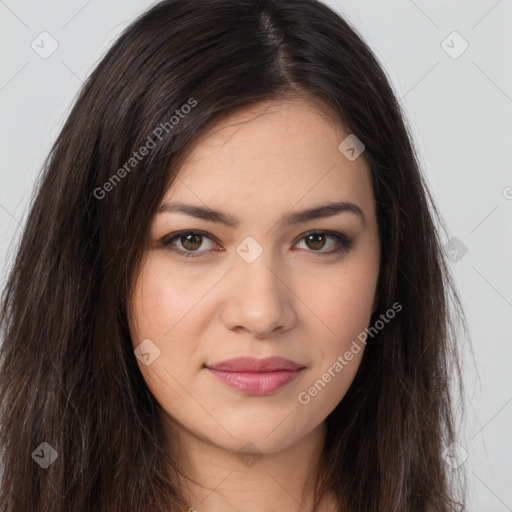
[295,231,353,254]
[305,233,327,250]
[181,233,203,251]
[162,230,218,257]
[162,229,353,259]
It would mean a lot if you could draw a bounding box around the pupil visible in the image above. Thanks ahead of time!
[183,234,201,250]
[307,233,325,250]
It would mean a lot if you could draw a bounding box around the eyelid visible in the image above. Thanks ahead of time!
[161,229,222,255]
[161,229,353,258]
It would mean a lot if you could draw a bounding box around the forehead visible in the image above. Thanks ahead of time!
[163,98,374,223]
[179,97,344,170]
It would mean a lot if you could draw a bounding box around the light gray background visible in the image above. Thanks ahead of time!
[1,0,511,510]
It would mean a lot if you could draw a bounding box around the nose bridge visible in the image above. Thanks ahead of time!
[234,234,284,299]
[221,234,295,336]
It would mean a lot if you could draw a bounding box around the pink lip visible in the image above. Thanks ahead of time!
[206,356,304,372]
[205,357,305,395]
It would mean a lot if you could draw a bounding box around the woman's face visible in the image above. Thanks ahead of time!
[129,98,380,455]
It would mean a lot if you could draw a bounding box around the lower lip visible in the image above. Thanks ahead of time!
[206,368,303,395]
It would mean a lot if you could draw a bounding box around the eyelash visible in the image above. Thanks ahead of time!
[161,229,353,259]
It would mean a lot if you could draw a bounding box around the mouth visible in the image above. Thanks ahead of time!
[204,356,305,395]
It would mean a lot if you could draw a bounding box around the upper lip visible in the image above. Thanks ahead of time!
[206,356,304,372]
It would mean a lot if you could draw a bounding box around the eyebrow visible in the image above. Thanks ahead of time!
[157,200,367,228]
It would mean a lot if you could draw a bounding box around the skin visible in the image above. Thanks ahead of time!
[128,96,381,512]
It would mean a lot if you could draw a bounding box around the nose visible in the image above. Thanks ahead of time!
[220,249,297,338]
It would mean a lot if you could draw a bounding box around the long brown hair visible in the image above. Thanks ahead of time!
[0,0,468,510]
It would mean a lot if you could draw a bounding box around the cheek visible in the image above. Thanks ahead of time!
[128,258,197,396]
[294,273,374,417]
[129,254,210,341]
[296,247,378,403]
[303,256,379,346]
[321,272,376,342]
